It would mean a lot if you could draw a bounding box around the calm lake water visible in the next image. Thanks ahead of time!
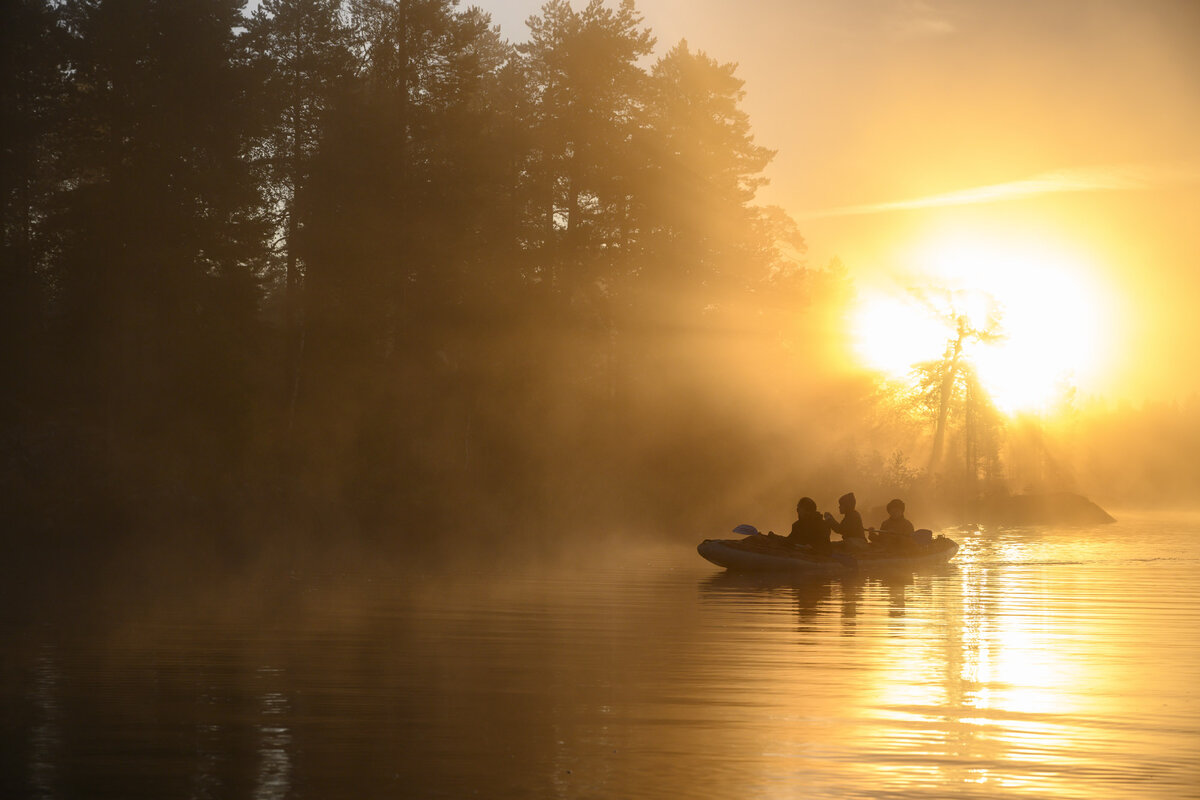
[3,511,1200,799]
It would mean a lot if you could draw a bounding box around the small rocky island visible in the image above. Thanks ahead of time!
[978,492,1116,525]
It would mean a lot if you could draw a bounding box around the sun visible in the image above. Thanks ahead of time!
[852,232,1114,415]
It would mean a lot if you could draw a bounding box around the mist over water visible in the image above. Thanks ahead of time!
[3,512,1198,799]
[4,2,1200,798]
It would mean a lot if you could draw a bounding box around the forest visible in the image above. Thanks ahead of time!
[3,0,1198,570]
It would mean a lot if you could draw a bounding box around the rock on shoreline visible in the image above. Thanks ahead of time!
[979,492,1116,525]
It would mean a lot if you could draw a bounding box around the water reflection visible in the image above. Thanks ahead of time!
[188,722,224,800]
[2,517,1199,799]
[30,645,61,800]
[698,569,937,629]
[254,668,291,800]
[693,524,1200,798]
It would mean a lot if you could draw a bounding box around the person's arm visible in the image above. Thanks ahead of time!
[770,522,800,545]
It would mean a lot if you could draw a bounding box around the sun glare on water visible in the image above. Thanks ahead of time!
[853,233,1114,415]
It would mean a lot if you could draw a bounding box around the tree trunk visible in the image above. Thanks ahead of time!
[928,319,967,471]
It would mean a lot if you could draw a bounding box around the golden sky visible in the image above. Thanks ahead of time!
[493,0,1200,404]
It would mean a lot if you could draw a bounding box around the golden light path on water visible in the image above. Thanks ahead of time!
[851,232,1117,414]
[860,540,1098,794]
[8,516,1200,798]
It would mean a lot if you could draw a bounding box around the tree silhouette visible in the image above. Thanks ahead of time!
[0,0,68,420]
[243,0,356,418]
[643,39,774,297]
[521,0,654,306]
[0,0,848,547]
[911,288,1004,472]
[52,0,266,461]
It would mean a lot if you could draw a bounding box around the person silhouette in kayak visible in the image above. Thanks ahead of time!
[767,497,832,554]
[870,498,915,549]
[825,492,866,550]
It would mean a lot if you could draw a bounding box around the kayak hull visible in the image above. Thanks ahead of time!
[697,538,849,574]
[834,537,959,571]
[697,536,959,574]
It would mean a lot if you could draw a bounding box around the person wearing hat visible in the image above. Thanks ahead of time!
[825,492,866,550]
[766,497,832,554]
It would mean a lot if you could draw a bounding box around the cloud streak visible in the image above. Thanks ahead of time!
[797,159,1200,220]
[890,0,956,39]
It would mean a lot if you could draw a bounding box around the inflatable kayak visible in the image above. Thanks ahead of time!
[696,535,851,574]
[697,534,959,574]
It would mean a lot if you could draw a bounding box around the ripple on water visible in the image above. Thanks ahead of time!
[3,515,1200,799]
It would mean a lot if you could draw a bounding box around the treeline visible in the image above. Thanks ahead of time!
[2,0,850,554]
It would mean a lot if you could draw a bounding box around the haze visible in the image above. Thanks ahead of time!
[489,0,1200,402]
[4,0,1200,574]
[8,5,1200,797]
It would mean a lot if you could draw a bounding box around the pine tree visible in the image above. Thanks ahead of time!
[243,0,356,414]
[642,39,776,307]
[0,0,68,420]
[520,0,654,306]
[53,0,266,454]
